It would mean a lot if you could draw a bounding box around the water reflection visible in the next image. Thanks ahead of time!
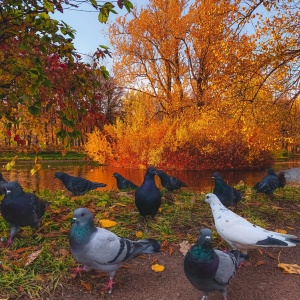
[1,159,300,194]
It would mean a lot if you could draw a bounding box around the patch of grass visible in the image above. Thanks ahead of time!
[0,186,299,298]
[0,151,87,162]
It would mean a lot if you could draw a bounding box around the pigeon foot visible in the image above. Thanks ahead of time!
[102,278,115,294]
[6,236,13,247]
[71,265,90,276]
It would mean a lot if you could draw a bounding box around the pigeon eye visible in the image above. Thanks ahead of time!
[81,213,84,217]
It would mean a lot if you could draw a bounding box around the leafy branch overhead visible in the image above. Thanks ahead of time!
[0,0,133,146]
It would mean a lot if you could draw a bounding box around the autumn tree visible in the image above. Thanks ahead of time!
[82,0,296,169]
[0,0,133,149]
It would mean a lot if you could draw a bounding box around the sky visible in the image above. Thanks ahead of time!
[52,1,148,60]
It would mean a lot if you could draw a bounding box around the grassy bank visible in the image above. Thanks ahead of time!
[0,186,299,298]
[0,151,86,162]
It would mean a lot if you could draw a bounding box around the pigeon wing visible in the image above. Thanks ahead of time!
[214,250,236,284]
[213,208,297,249]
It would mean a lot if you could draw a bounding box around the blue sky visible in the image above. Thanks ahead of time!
[52,1,148,58]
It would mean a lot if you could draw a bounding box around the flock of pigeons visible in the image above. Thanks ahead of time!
[0,167,299,299]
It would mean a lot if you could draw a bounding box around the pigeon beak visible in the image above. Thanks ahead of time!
[71,217,77,224]
[6,189,11,194]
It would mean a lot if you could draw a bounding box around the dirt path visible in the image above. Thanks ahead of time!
[54,235,300,300]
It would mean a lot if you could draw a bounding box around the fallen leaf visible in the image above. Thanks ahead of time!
[179,240,191,256]
[136,231,143,238]
[278,263,300,274]
[169,246,174,256]
[257,248,263,255]
[151,263,165,272]
[190,195,196,206]
[267,252,277,260]
[272,206,284,210]
[30,163,42,176]
[275,229,287,234]
[24,248,43,267]
[255,260,266,267]
[99,219,117,228]
[17,247,33,253]
[80,280,92,291]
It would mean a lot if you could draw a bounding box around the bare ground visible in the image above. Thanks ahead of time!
[51,232,300,300]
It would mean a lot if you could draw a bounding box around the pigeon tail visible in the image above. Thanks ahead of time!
[92,182,107,189]
[135,238,161,254]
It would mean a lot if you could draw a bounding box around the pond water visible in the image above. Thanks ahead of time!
[1,158,300,194]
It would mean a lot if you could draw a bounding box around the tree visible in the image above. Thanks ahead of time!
[84,0,300,169]
[0,0,133,148]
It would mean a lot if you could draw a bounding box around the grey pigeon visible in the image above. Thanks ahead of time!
[0,171,8,195]
[54,171,106,195]
[112,172,138,190]
[0,181,50,246]
[253,168,282,196]
[205,193,300,252]
[135,166,161,219]
[156,170,187,191]
[212,172,242,207]
[69,208,160,293]
[184,228,248,300]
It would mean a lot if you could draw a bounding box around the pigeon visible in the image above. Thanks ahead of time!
[69,207,160,293]
[184,228,248,300]
[54,171,106,196]
[205,193,300,251]
[135,166,161,219]
[253,168,281,196]
[277,172,286,188]
[0,172,8,195]
[112,172,138,191]
[156,170,187,191]
[212,172,242,207]
[0,181,50,246]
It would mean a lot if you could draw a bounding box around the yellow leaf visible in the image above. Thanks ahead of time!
[275,229,287,234]
[30,164,42,175]
[151,263,165,272]
[99,219,117,228]
[136,231,143,238]
[278,263,300,274]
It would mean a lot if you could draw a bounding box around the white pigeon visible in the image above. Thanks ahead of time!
[69,208,161,293]
[205,193,300,251]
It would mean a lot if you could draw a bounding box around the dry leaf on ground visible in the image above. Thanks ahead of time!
[179,240,191,256]
[278,263,300,274]
[99,219,117,228]
[24,248,43,267]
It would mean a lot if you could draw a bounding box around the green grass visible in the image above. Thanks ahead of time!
[0,151,86,161]
[0,186,299,298]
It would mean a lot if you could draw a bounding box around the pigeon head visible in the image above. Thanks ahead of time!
[54,172,64,179]
[6,181,23,195]
[205,193,222,206]
[112,172,119,178]
[200,228,212,240]
[70,208,97,246]
[267,168,276,176]
[146,166,157,175]
[196,228,213,247]
[212,172,222,179]
[72,207,95,226]
[190,228,215,260]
